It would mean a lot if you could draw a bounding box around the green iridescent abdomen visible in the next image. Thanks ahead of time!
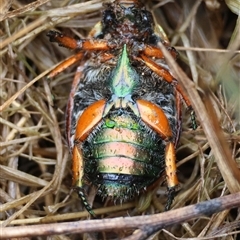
[83,111,165,200]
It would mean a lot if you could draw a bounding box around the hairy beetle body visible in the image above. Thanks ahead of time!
[84,111,165,200]
[67,45,178,207]
[47,0,196,216]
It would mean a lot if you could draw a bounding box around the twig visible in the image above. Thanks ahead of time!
[1,192,240,239]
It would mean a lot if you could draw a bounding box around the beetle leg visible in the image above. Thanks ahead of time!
[136,99,178,210]
[174,87,197,130]
[99,53,115,63]
[136,99,172,139]
[165,142,178,211]
[74,99,106,142]
[143,45,178,59]
[175,90,182,147]
[72,144,96,217]
[140,53,197,130]
[73,99,106,184]
[47,31,79,49]
[47,31,110,51]
[140,53,177,83]
[47,52,84,78]
[165,143,178,210]
[47,52,114,79]
[72,99,106,217]
[72,144,84,191]
[174,86,197,130]
[66,68,84,145]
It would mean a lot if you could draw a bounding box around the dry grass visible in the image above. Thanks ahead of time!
[1,0,240,239]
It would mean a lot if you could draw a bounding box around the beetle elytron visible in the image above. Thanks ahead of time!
[47,0,196,216]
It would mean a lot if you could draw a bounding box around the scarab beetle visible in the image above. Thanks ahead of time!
[47,0,196,216]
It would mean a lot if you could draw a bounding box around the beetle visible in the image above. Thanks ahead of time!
[47,0,196,216]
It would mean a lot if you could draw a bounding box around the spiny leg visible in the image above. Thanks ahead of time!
[74,100,106,142]
[136,99,172,139]
[175,84,197,130]
[72,145,96,218]
[47,52,114,79]
[47,30,115,77]
[140,53,197,130]
[72,100,106,217]
[66,68,84,144]
[47,31,110,51]
[47,52,84,78]
[99,53,115,63]
[136,99,178,210]
[143,45,178,59]
[165,142,178,211]
[140,53,177,83]
[174,90,182,147]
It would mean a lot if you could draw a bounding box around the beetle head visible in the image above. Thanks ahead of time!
[101,0,155,43]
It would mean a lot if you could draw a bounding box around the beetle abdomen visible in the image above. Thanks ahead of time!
[83,111,165,200]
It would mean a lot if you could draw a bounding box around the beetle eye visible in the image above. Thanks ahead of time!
[103,10,116,25]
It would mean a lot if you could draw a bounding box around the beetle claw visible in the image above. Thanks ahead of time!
[77,187,96,218]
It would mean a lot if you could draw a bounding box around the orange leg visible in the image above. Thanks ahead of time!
[136,99,178,210]
[143,45,178,59]
[165,142,178,189]
[140,53,190,106]
[72,144,96,217]
[165,142,178,211]
[72,99,106,217]
[73,99,106,184]
[48,52,114,78]
[47,52,84,78]
[140,54,177,84]
[99,53,115,63]
[140,53,197,129]
[47,31,115,77]
[74,100,106,142]
[47,31,110,51]
[72,145,84,188]
[136,99,172,139]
